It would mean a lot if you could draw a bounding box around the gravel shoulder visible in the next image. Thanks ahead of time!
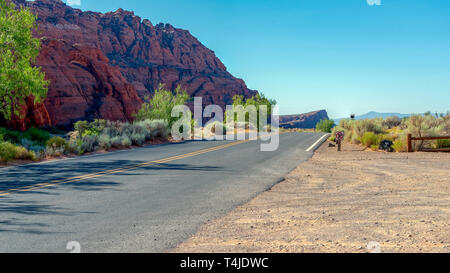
[173,142,450,253]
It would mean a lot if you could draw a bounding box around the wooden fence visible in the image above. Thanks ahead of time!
[407,134,450,152]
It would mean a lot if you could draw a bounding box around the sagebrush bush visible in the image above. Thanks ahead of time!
[121,136,132,147]
[111,136,122,148]
[46,136,68,157]
[81,135,99,153]
[99,134,112,150]
[382,116,402,129]
[131,133,146,146]
[354,120,384,141]
[361,132,381,148]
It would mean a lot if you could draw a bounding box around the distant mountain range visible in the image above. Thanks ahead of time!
[333,112,411,123]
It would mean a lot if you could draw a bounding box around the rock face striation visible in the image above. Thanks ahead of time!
[6,0,257,129]
[279,110,329,129]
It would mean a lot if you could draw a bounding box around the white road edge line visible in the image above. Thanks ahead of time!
[306,133,330,152]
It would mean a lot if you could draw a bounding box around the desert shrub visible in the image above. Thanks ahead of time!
[81,135,99,153]
[404,115,444,150]
[45,136,68,157]
[147,120,170,138]
[392,138,407,152]
[15,146,36,161]
[111,136,122,148]
[131,133,146,146]
[99,134,112,150]
[135,84,190,127]
[133,121,152,140]
[121,136,132,147]
[0,142,36,163]
[353,119,384,142]
[74,121,90,137]
[382,116,402,129]
[67,139,84,155]
[316,119,335,133]
[90,119,108,132]
[361,132,381,148]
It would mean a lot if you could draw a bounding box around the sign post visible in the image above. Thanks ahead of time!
[335,131,345,152]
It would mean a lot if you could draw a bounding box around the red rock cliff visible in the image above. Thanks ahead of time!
[7,0,257,129]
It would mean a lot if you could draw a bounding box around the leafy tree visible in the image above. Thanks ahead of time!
[316,119,335,133]
[0,0,49,120]
[226,93,277,130]
[135,84,190,127]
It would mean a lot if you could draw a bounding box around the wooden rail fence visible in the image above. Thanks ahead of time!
[407,134,450,153]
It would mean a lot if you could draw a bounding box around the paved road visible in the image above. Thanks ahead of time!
[0,132,327,253]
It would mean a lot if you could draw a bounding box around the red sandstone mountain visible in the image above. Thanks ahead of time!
[279,110,329,129]
[6,0,257,129]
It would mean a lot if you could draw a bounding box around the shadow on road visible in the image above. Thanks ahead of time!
[0,160,221,193]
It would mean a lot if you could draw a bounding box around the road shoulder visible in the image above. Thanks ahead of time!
[172,141,450,253]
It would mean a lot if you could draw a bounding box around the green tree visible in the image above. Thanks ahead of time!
[0,0,48,120]
[316,119,335,133]
[226,93,277,130]
[135,83,190,127]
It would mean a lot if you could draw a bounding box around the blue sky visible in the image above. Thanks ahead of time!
[65,0,450,118]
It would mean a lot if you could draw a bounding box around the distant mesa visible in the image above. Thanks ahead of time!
[279,110,329,129]
[4,0,257,130]
[333,112,411,123]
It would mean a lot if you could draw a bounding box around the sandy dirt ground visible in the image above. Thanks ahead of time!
[173,142,450,253]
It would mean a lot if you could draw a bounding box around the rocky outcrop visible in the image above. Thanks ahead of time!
[7,0,257,129]
[279,110,329,129]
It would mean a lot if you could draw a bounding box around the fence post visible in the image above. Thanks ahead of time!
[407,134,412,153]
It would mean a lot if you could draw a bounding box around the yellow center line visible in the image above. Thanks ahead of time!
[0,139,252,197]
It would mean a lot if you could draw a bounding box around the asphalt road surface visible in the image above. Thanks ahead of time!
[0,132,327,253]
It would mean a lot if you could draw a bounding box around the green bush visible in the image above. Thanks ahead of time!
[361,132,381,148]
[22,127,51,145]
[135,84,190,127]
[316,119,335,133]
[46,136,68,157]
[0,141,36,163]
[0,142,18,163]
[0,127,22,144]
[392,138,407,152]
[74,120,90,137]
[68,139,84,155]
